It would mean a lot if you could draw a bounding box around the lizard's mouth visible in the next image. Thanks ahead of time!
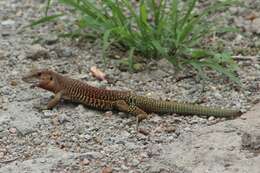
[22,76,39,88]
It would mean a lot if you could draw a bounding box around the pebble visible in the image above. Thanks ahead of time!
[208,116,215,121]
[121,164,129,170]
[184,127,191,132]
[1,19,15,26]
[9,127,16,134]
[101,166,113,173]
[0,152,4,159]
[104,111,113,117]
[44,35,58,45]
[0,49,6,60]
[43,110,53,118]
[131,158,140,166]
[58,113,70,124]
[240,115,247,120]
[26,44,49,60]
[82,158,90,165]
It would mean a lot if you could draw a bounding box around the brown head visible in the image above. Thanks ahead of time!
[22,69,62,93]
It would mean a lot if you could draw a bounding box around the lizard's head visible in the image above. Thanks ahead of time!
[22,69,58,91]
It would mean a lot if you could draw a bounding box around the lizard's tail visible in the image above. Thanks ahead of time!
[134,96,241,118]
[165,101,242,117]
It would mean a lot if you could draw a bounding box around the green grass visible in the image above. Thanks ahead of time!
[31,0,240,83]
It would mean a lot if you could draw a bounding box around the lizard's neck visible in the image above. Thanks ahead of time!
[39,73,65,94]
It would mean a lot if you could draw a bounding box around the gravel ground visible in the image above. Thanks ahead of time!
[0,0,260,173]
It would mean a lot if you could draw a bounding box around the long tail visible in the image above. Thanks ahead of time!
[134,96,241,117]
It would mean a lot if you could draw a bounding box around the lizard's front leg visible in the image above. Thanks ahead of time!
[47,91,63,109]
[114,100,148,129]
[35,91,63,110]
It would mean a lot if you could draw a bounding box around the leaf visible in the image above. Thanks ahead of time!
[25,14,64,28]
[102,29,113,63]
[128,47,135,72]
[90,66,107,81]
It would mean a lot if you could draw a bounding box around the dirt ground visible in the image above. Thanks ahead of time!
[0,0,260,173]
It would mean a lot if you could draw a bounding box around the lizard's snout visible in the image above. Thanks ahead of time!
[22,75,39,87]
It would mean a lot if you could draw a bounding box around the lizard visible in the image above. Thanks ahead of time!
[22,69,242,127]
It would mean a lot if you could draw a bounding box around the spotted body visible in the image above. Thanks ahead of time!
[22,69,241,123]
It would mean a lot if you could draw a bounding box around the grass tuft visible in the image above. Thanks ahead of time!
[31,0,240,83]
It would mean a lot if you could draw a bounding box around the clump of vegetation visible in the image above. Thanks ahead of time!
[31,0,240,83]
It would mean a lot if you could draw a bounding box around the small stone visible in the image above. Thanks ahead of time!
[82,158,90,165]
[9,127,16,134]
[131,158,140,166]
[58,113,70,124]
[165,127,176,133]
[10,80,17,86]
[104,111,113,117]
[133,63,144,72]
[43,110,53,118]
[0,49,7,60]
[26,44,49,60]
[0,152,4,159]
[184,127,191,132]
[44,35,58,45]
[208,116,215,121]
[121,164,129,170]
[62,48,73,57]
[240,115,247,120]
[101,166,113,173]
[84,134,92,142]
[138,128,149,136]
[1,20,15,26]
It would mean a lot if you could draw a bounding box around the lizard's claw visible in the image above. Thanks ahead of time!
[135,114,148,131]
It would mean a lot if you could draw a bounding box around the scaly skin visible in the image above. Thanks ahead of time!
[22,69,241,124]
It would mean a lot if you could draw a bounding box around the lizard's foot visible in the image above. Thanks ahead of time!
[135,114,148,131]
[33,103,50,111]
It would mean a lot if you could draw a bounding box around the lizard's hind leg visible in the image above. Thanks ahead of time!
[114,100,148,130]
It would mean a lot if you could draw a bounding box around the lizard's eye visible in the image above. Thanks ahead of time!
[50,76,53,81]
[37,72,41,76]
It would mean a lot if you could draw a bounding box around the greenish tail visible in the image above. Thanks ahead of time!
[134,96,241,117]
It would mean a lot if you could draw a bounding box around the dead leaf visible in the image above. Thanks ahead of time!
[90,66,107,81]
[245,13,257,21]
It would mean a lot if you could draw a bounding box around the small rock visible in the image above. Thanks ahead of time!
[251,18,260,34]
[240,115,247,120]
[241,131,260,150]
[133,63,144,72]
[56,47,73,57]
[184,127,191,132]
[0,152,5,159]
[9,127,16,134]
[82,158,90,165]
[26,44,49,60]
[84,134,92,142]
[138,128,149,136]
[0,49,7,60]
[101,166,113,173]
[104,111,113,117]
[151,69,169,80]
[43,110,53,118]
[44,35,58,45]
[208,116,215,121]
[165,127,176,133]
[58,113,70,124]
[1,20,15,26]
[10,80,17,86]
[131,158,140,166]
[66,123,75,130]
[121,164,129,170]
[79,151,102,160]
